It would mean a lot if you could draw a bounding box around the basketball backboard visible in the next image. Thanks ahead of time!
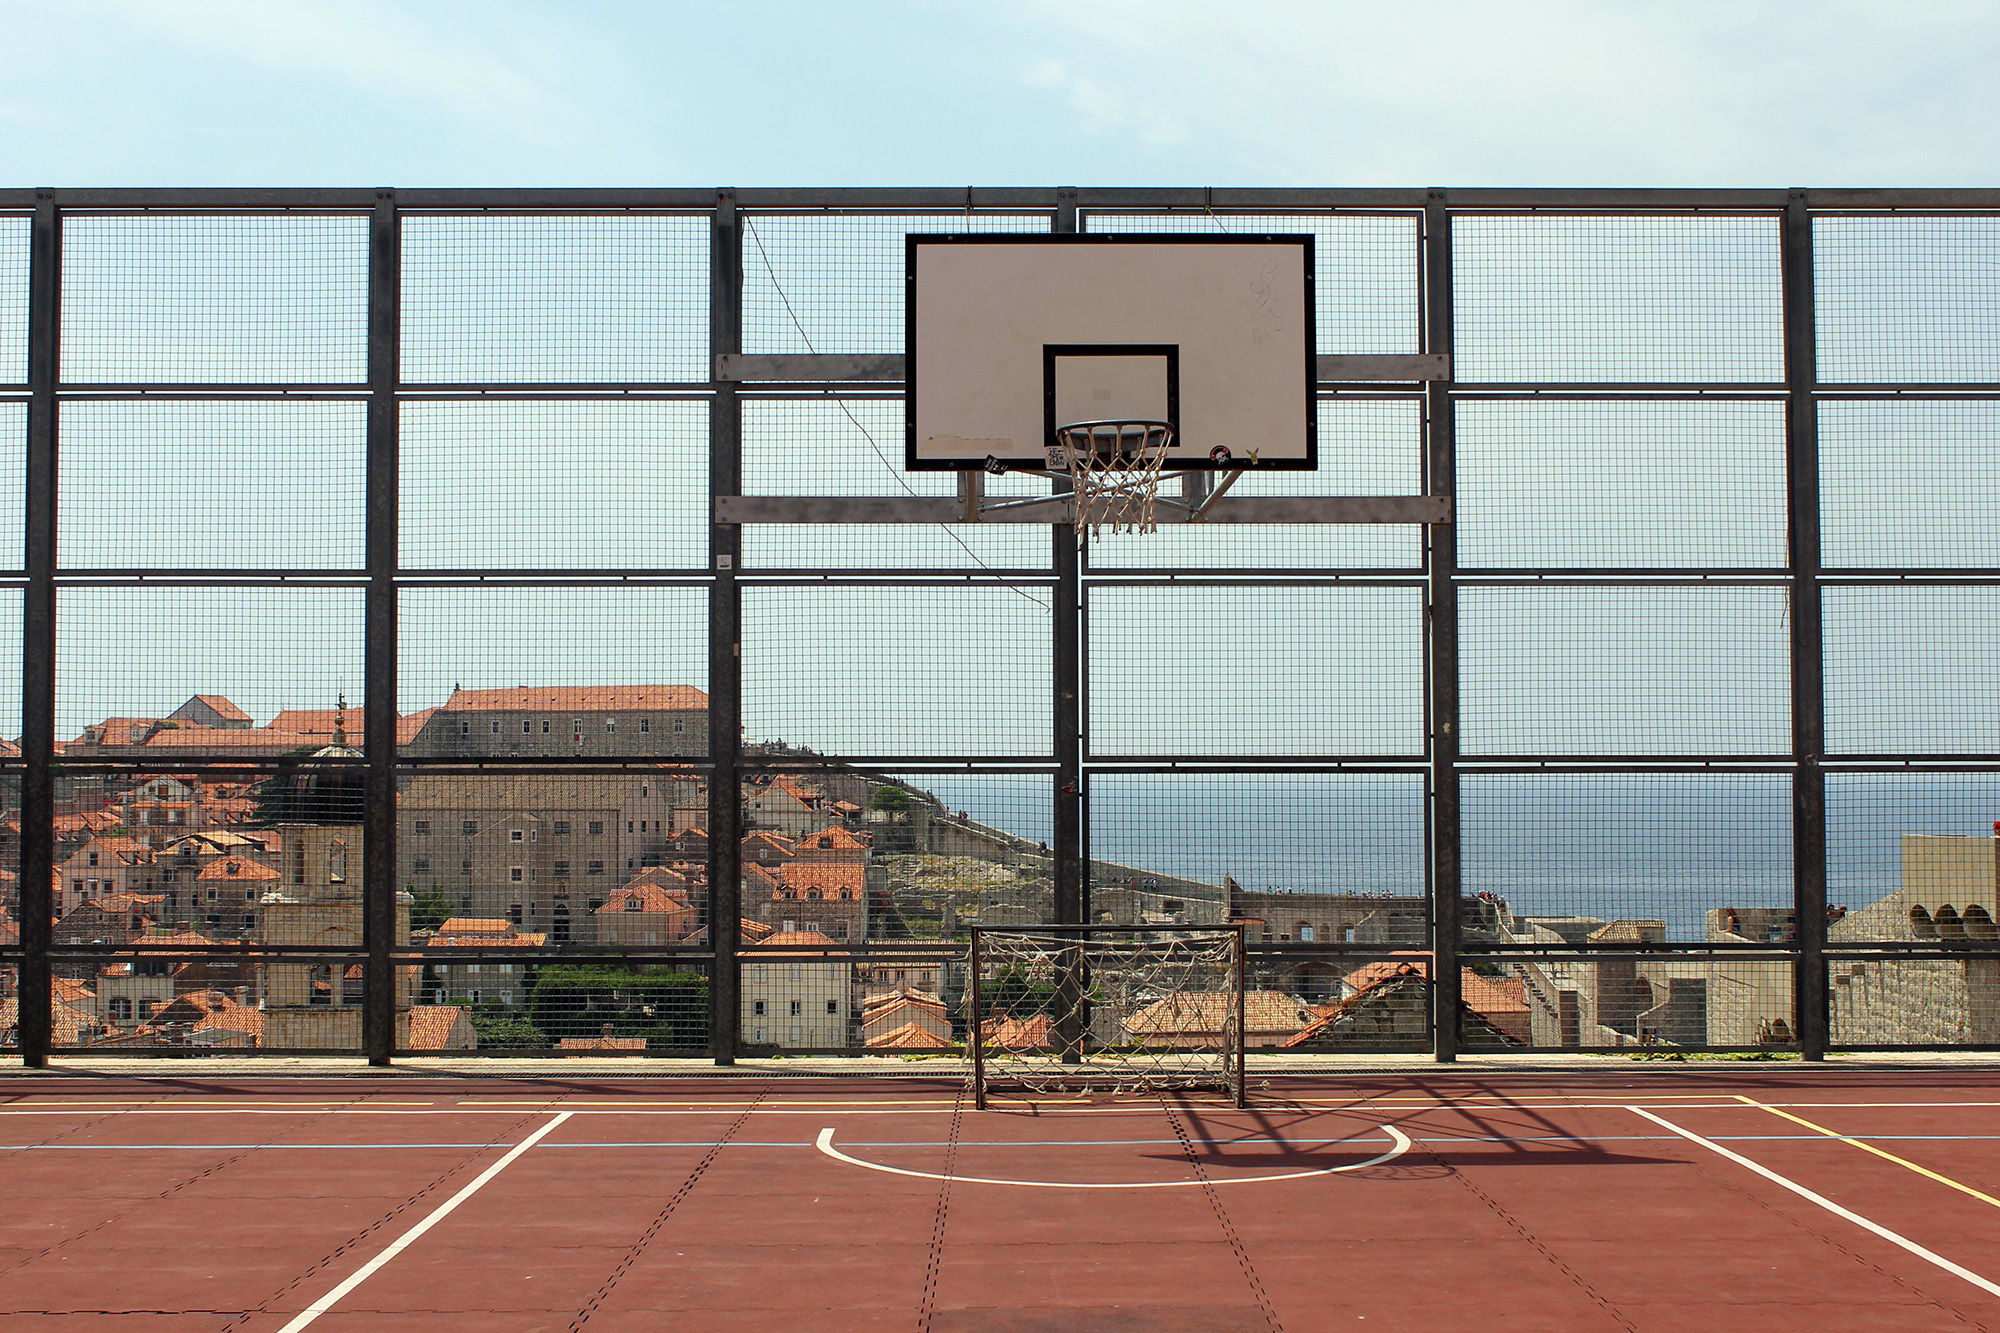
[906,234,1316,472]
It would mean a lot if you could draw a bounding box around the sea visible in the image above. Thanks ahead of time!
[914,771,2000,940]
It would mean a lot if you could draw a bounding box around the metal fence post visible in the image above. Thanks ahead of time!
[1049,188,1087,1068]
[709,188,744,1065]
[363,188,401,1066]
[1783,190,1829,1060]
[1424,190,1462,1063]
[19,190,58,1068]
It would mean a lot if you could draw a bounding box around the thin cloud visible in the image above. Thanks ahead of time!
[85,0,581,146]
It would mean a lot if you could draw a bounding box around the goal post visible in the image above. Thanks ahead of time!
[968,924,1247,1108]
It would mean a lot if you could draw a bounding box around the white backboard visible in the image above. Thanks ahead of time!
[906,235,1317,471]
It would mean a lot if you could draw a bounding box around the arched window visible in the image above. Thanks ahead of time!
[309,964,333,1005]
[1298,922,1315,942]
[1909,905,1939,939]
[1963,905,1998,940]
[1936,905,1967,939]
[327,839,347,884]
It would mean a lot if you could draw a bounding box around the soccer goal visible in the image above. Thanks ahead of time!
[967,924,1247,1108]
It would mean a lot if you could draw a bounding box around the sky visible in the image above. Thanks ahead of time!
[9,0,2000,188]
[9,1,2000,917]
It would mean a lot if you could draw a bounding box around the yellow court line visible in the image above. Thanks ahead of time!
[1733,1094,2000,1214]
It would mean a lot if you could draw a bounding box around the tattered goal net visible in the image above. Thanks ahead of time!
[968,925,1246,1107]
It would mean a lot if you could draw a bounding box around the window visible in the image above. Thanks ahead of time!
[673,718,685,734]
[639,820,647,833]
[573,718,584,741]
[826,1000,838,1015]
[462,820,477,837]
[109,996,132,1021]
[640,785,648,798]
[553,820,569,837]
[542,719,550,733]
[589,820,603,836]
[510,866,524,883]
[522,719,532,734]
[553,859,570,876]
[413,820,430,836]
[509,904,523,924]
[86,852,98,867]
[753,1000,766,1016]
[627,821,634,833]
[640,718,651,734]
[458,720,470,738]
[605,718,616,733]
[241,913,254,931]
[510,829,524,843]
[624,896,642,912]
[587,860,604,875]
[789,1000,802,1017]
[491,720,501,734]
[1298,923,1314,942]
[328,839,347,883]
[460,860,472,876]
[413,857,431,875]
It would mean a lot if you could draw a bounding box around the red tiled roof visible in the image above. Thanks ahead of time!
[1126,990,1308,1037]
[441,686,708,713]
[190,694,252,722]
[795,826,870,852]
[980,1015,1051,1050]
[866,1021,953,1051]
[780,862,865,900]
[197,858,279,882]
[755,929,840,948]
[595,884,697,917]
[406,1005,472,1051]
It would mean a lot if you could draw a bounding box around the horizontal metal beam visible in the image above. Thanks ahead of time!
[718,353,1449,384]
[716,353,902,382]
[717,495,1452,525]
[1321,354,1450,381]
[11,188,2000,215]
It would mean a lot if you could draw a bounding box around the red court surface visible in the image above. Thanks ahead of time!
[2,1068,1999,1330]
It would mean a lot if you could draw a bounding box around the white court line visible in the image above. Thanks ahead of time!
[274,1110,572,1333]
[812,1123,1411,1188]
[1628,1105,2000,1302]
[7,1099,2000,1119]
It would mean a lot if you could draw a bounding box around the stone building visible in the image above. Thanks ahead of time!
[401,685,707,759]
[398,770,701,942]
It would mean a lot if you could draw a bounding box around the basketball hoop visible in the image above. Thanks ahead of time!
[1051,419,1175,541]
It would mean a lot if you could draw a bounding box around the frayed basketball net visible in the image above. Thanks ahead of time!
[1052,420,1175,542]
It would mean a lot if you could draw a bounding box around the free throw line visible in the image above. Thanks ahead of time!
[1628,1105,2000,1301]
[276,1110,573,1331]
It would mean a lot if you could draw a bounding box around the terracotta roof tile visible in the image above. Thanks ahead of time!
[406,1005,472,1051]
[197,858,280,882]
[442,686,708,713]
[866,1021,953,1051]
[189,694,252,721]
[779,862,866,899]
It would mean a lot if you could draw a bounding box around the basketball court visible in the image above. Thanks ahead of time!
[2,1066,1998,1330]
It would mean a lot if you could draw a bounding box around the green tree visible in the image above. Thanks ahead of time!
[529,964,709,1049]
[408,885,456,933]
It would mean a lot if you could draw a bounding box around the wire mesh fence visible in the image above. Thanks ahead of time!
[7,188,2000,1064]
